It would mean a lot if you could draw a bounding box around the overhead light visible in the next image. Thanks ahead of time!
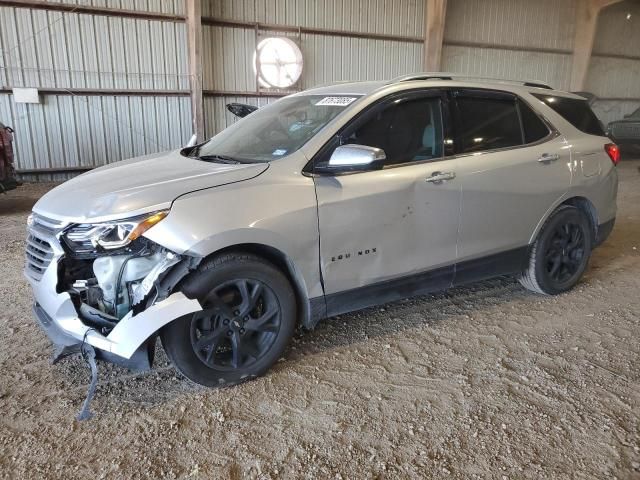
[626,12,632,20]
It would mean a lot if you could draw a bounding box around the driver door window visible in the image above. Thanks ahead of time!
[343,97,444,166]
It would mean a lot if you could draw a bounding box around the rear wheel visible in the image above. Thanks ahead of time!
[519,205,592,295]
[161,253,296,387]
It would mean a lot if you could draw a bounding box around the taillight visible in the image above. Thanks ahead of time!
[604,143,620,166]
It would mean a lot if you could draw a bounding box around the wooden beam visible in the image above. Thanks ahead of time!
[0,0,185,22]
[423,0,448,71]
[570,0,624,91]
[186,0,205,142]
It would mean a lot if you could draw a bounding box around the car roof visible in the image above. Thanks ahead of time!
[296,74,587,101]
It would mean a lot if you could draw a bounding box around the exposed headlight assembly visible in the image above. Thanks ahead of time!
[64,210,168,253]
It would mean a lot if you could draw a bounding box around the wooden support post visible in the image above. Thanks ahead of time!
[570,0,623,92]
[424,0,448,71]
[186,0,204,141]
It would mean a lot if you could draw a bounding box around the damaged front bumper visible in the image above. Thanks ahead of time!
[25,214,202,370]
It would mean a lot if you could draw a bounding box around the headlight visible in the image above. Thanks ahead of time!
[64,210,168,253]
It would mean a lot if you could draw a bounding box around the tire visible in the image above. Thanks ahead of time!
[519,205,592,295]
[161,252,296,387]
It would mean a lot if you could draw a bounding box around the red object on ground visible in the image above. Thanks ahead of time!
[0,122,19,192]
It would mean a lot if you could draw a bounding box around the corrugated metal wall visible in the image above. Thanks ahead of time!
[589,0,640,125]
[44,0,184,15]
[0,2,189,180]
[0,7,188,89]
[442,0,576,90]
[202,0,425,37]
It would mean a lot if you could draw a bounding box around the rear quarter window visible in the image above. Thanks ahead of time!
[533,94,604,136]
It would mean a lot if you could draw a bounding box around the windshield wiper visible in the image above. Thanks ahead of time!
[195,154,242,164]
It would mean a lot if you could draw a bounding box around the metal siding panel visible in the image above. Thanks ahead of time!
[57,95,81,168]
[48,10,72,87]
[0,93,189,173]
[445,0,576,51]
[26,101,50,168]
[10,101,36,170]
[441,45,572,91]
[301,33,422,88]
[44,0,184,15]
[65,13,87,88]
[30,9,55,88]
[115,95,134,160]
[206,0,424,37]
[0,8,187,90]
[586,57,640,99]
[80,14,100,88]
[203,25,257,91]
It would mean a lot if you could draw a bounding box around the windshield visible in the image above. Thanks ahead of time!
[192,95,361,163]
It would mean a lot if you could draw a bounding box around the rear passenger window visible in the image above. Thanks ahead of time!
[453,96,523,153]
[519,100,551,143]
[533,94,604,136]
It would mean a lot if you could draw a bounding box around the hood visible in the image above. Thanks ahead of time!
[34,150,269,223]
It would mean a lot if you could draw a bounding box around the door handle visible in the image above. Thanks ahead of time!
[538,153,560,163]
[425,171,456,183]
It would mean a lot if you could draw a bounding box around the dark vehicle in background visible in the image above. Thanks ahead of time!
[0,122,19,192]
[607,107,640,155]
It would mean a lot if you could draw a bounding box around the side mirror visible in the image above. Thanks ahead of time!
[320,144,386,173]
[227,103,258,118]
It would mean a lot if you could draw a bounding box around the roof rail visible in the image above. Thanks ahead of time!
[522,81,553,90]
[391,73,455,83]
[390,73,553,90]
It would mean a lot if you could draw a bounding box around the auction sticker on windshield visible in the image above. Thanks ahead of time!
[315,97,358,107]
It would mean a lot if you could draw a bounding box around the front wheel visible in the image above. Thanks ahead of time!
[161,253,296,387]
[519,205,592,295]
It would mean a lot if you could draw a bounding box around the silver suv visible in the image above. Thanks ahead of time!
[26,74,619,387]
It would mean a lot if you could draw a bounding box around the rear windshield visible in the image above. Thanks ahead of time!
[533,94,604,136]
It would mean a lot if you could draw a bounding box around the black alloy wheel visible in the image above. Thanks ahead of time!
[520,205,593,295]
[161,253,296,387]
[190,278,281,371]
[543,222,586,284]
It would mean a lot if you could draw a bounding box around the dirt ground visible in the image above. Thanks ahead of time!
[1,160,639,480]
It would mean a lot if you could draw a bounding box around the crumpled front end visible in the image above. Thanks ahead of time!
[25,213,202,370]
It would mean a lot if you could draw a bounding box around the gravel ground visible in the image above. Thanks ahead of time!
[1,160,639,480]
